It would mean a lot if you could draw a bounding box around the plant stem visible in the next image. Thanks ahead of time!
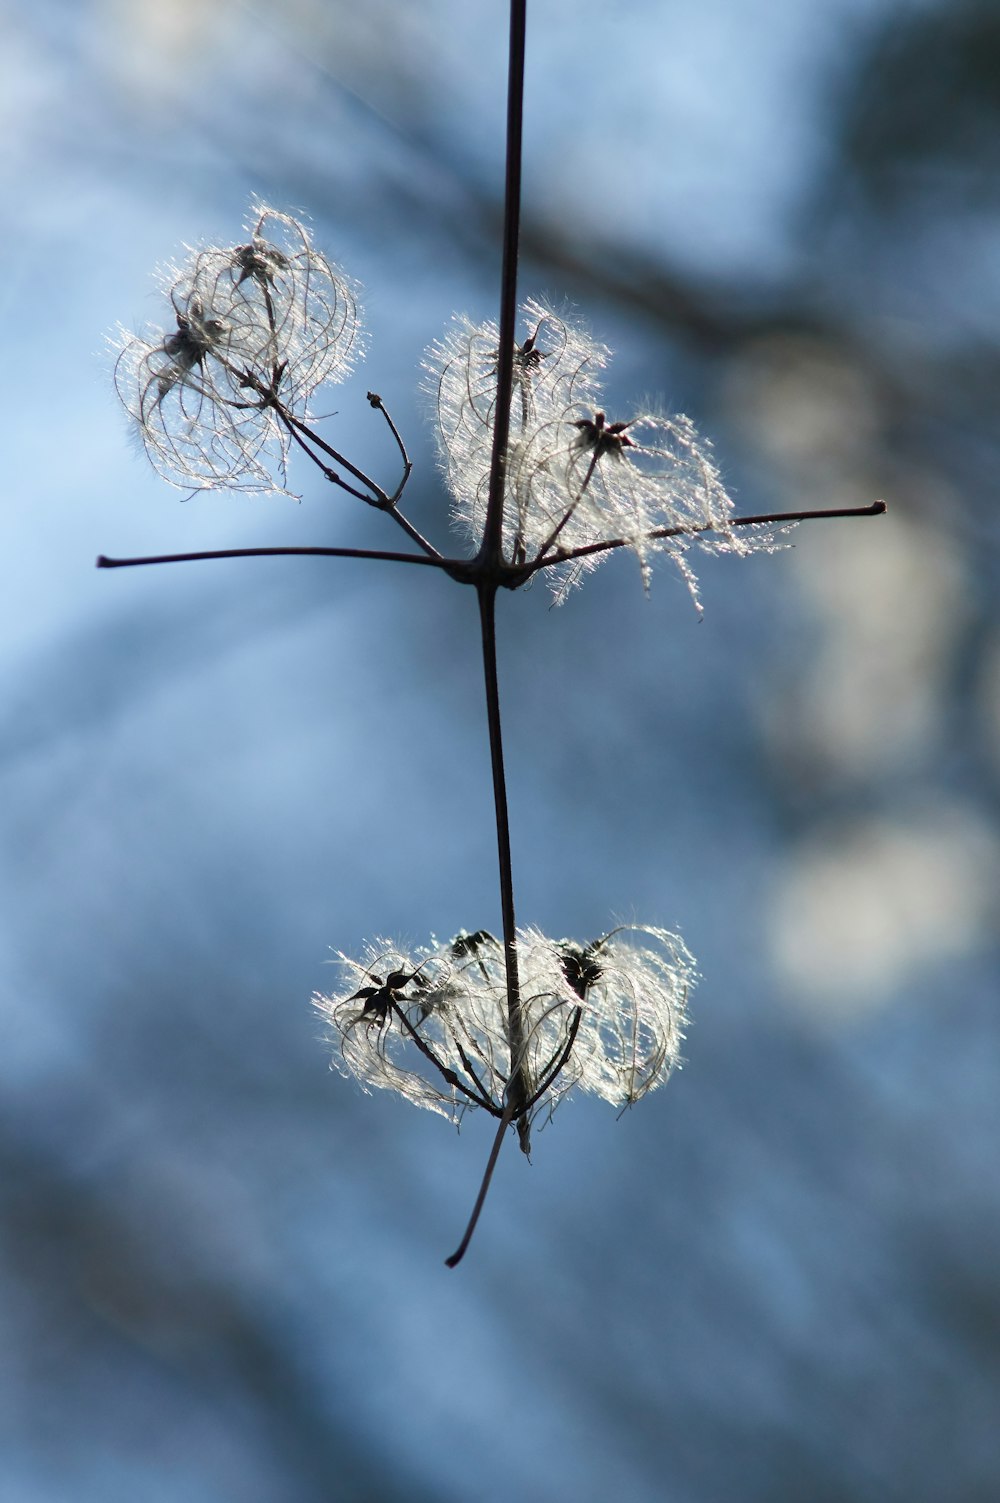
[280,409,386,499]
[446,3,532,1268]
[478,586,531,1149]
[279,409,441,558]
[280,416,378,504]
[96,546,470,574]
[479,0,527,568]
[530,499,887,575]
[378,507,444,561]
[445,1099,516,1269]
[366,391,414,506]
[444,588,531,1263]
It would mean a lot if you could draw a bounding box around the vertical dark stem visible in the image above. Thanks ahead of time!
[478,585,531,1147]
[446,0,529,1269]
[445,587,530,1269]
[479,0,527,567]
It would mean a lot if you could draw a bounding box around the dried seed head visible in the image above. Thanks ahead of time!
[113,201,364,494]
[113,291,285,494]
[425,298,785,603]
[573,411,635,458]
[424,299,607,576]
[314,924,693,1132]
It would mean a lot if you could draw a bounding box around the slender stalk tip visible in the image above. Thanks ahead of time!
[444,1101,516,1268]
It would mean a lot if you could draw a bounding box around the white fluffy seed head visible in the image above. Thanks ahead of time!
[113,201,364,494]
[313,924,694,1132]
[222,202,365,400]
[424,300,607,580]
[111,298,288,494]
[425,298,785,602]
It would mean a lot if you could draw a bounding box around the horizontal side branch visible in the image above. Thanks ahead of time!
[96,545,473,575]
[530,499,887,575]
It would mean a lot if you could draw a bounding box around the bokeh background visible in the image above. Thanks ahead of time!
[3,0,999,1498]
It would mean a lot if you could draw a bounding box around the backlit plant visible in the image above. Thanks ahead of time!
[100,1,883,1266]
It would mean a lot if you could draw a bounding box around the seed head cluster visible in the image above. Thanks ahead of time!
[314,925,694,1136]
[111,209,766,1210]
[114,206,781,603]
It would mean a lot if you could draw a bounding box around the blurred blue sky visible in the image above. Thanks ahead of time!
[2,1,999,1500]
